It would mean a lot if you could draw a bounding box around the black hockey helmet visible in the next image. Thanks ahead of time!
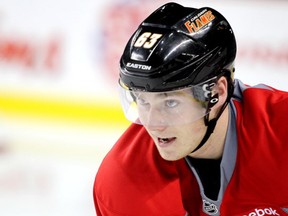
[119,2,236,92]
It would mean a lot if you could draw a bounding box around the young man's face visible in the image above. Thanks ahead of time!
[134,89,208,161]
[119,76,226,160]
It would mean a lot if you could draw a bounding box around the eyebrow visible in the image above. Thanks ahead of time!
[156,92,169,98]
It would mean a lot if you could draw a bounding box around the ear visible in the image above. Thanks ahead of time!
[213,76,228,109]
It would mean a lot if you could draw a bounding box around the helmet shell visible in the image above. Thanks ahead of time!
[119,2,237,92]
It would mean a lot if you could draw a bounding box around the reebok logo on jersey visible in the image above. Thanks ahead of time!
[243,207,280,216]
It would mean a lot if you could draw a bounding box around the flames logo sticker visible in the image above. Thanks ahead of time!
[184,9,215,33]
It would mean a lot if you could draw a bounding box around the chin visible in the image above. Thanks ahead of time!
[158,151,183,161]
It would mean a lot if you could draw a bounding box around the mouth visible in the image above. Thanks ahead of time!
[157,137,176,146]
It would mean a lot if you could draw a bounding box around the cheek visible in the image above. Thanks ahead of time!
[179,121,206,142]
[184,120,205,133]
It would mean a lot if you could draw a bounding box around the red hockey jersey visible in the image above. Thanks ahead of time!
[94,82,288,215]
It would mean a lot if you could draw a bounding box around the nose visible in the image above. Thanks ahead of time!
[143,107,167,131]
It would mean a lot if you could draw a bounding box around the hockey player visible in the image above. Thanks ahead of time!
[94,2,288,215]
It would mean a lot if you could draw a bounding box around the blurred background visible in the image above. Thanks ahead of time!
[0,0,287,215]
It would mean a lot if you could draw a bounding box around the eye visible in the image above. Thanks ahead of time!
[165,99,179,108]
[137,97,149,106]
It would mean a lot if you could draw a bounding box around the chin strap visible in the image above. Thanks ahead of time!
[191,100,228,153]
[191,120,217,153]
